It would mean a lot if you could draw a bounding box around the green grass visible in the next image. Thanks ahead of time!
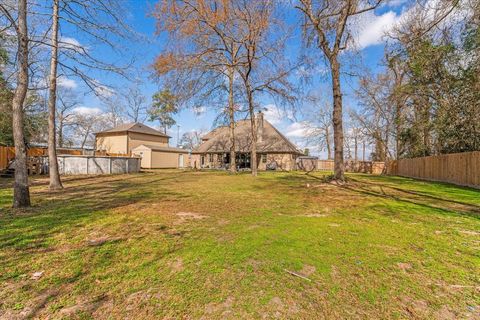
[0,171,479,319]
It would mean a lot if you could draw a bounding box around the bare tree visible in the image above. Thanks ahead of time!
[346,111,364,162]
[153,0,256,173]
[354,70,402,162]
[302,97,333,159]
[102,95,124,128]
[47,0,62,190]
[56,88,80,148]
[235,0,297,176]
[296,0,383,181]
[123,86,147,123]
[179,130,206,150]
[1,0,31,207]
[73,111,107,149]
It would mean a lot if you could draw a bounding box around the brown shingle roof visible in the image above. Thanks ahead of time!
[193,119,303,154]
[95,123,170,138]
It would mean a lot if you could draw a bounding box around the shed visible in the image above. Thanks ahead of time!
[132,144,189,169]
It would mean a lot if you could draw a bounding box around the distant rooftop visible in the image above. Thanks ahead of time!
[193,118,303,154]
[95,123,170,138]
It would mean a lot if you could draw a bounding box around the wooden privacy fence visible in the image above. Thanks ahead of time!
[388,151,480,188]
[0,147,14,171]
[315,159,385,174]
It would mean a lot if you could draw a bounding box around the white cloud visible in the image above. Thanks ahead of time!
[94,85,115,99]
[285,122,309,138]
[263,104,293,125]
[354,11,399,49]
[57,76,78,89]
[59,37,83,51]
[73,106,103,116]
[353,0,473,49]
[383,0,409,7]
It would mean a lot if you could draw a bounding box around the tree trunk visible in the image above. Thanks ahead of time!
[58,117,64,148]
[330,57,344,180]
[246,87,257,177]
[47,0,63,190]
[12,0,31,208]
[228,68,236,173]
[362,141,366,161]
[80,128,90,150]
[325,126,332,160]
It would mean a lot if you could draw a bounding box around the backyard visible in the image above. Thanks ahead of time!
[0,170,479,319]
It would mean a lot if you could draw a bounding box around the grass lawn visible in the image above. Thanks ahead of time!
[0,170,479,319]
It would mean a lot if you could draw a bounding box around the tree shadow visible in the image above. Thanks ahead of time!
[347,176,480,211]
[0,174,187,256]
[277,172,480,218]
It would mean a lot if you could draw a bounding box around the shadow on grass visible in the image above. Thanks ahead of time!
[348,176,480,212]
[0,174,187,262]
[300,173,480,218]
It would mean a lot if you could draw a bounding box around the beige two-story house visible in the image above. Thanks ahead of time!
[95,123,188,169]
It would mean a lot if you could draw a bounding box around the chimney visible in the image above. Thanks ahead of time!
[257,111,264,142]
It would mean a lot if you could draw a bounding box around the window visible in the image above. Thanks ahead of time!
[209,154,213,162]
[262,154,267,163]
[201,156,205,166]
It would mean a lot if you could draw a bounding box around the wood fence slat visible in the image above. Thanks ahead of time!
[388,151,480,189]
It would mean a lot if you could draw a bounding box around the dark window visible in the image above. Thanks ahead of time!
[262,154,267,163]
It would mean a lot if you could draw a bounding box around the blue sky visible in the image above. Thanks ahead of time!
[61,0,412,157]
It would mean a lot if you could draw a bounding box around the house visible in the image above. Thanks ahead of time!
[95,123,189,169]
[191,112,304,171]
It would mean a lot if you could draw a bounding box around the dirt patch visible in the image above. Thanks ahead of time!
[217,219,230,226]
[247,259,262,272]
[262,296,300,319]
[86,236,123,246]
[328,223,340,227]
[459,230,479,236]
[262,297,285,319]
[124,291,152,311]
[203,296,234,318]
[401,296,429,317]
[397,262,412,272]
[303,213,329,218]
[176,212,207,219]
[169,257,184,273]
[330,265,339,280]
[87,237,109,246]
[299,264,316,277]
[433,305,456,320]
[12,289,59,319]
[58,295,107,317]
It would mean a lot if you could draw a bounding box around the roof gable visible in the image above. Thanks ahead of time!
[193,119,303,154]
[96,123,170,138]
